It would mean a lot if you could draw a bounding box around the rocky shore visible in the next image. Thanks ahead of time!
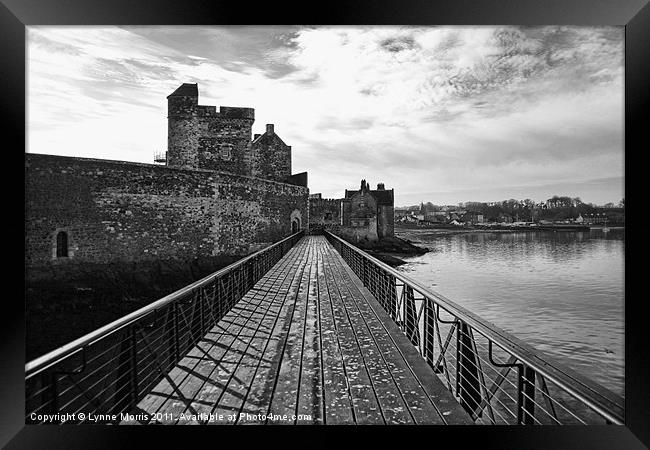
[341,235,430,267]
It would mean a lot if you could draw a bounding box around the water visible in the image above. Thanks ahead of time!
[395,227,625,397]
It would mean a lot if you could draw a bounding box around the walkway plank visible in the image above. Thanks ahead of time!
[128,236,473,425]
[315,249,355,425]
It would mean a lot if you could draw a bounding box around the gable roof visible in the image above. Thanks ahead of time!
[252,131,288,147]
[167,83,198,98]
[344,188,393,205]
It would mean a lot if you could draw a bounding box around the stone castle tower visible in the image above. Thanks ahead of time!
[167,83,292,183]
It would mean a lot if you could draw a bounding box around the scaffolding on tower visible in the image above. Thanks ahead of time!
[153,151,166,164]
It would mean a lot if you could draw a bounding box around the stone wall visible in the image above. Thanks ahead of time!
[251,124,292,183]
[378,204,395,238]
[25,153,308,274]
[309,197,341,225]
[213,172,308,255]
[338,220,378,242]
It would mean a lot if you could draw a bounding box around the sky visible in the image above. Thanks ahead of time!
[27,26,624,207]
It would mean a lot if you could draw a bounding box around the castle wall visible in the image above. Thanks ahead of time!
[308,197,342,233]
[252,141,291,182]
[25,154,308,273]
[309,198,341,225]
[338,220,378,242]
[195,106,255,174]
[378,204,395,238]
[213,172,308,255]
[250,125,292,182]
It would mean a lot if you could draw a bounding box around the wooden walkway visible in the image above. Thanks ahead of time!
[123,236,473,425]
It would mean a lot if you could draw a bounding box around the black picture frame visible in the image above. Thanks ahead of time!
[3,0,648,448]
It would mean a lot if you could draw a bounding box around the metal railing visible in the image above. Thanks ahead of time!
[324,231,624,425]
[25,230,304,424]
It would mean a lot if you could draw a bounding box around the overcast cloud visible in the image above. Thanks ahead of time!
[27,26,624,206]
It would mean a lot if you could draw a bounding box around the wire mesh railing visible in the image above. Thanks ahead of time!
[324,231,624,425]
[25,230,304,424]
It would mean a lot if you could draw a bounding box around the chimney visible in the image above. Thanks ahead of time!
[266,124,274,134]
[377,183,385,190]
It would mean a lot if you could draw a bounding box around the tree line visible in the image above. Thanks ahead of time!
[405,196,625,223]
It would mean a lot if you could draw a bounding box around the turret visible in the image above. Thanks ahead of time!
[167,83,198,117]
[166,82,256,173]
[167,83,199,168]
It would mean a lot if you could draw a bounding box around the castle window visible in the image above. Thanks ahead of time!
[56,231,69,258]
[220,145,232,161]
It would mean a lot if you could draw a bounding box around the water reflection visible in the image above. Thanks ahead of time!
[397,228,625,396]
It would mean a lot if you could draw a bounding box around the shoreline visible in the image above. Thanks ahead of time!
[395,225,623,237]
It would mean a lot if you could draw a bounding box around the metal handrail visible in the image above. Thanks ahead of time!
[324,230,624,425]
[26,230,305,379]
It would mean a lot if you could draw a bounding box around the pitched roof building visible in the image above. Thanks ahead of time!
[341,179,395,241]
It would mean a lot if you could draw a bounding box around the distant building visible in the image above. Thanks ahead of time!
[463,213,484,224]
[340,180,395,242]
[583,214,608,224]
[308,179,395,242]
[498,213,513,223]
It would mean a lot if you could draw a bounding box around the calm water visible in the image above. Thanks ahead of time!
[396,228,625,397]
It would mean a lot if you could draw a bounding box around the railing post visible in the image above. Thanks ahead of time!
[115,328,135,414]
[129,325,139,409]
[457,322,481,416]
[387,275,398,321]
[404,285,420,347]
[199,289,205,336]
[422,297,435,367]
[48,372,59,415]
[248,257,255,291]
[173,303,180,363]
[521,366,536,424]
[362,257,368,286]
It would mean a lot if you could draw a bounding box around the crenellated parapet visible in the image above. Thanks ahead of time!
[167,83,256,175]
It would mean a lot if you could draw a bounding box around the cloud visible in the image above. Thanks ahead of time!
[27,25,624,205]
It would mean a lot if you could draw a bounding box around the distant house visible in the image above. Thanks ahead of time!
[583,214,607,225]
[341,179,395,241]
[498,213,513,223]
[575,214,584,223]
[463,213,484,224]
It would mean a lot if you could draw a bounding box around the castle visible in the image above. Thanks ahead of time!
[310,179,395,242]
[25,83,309,279]
[166,83,306,187]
